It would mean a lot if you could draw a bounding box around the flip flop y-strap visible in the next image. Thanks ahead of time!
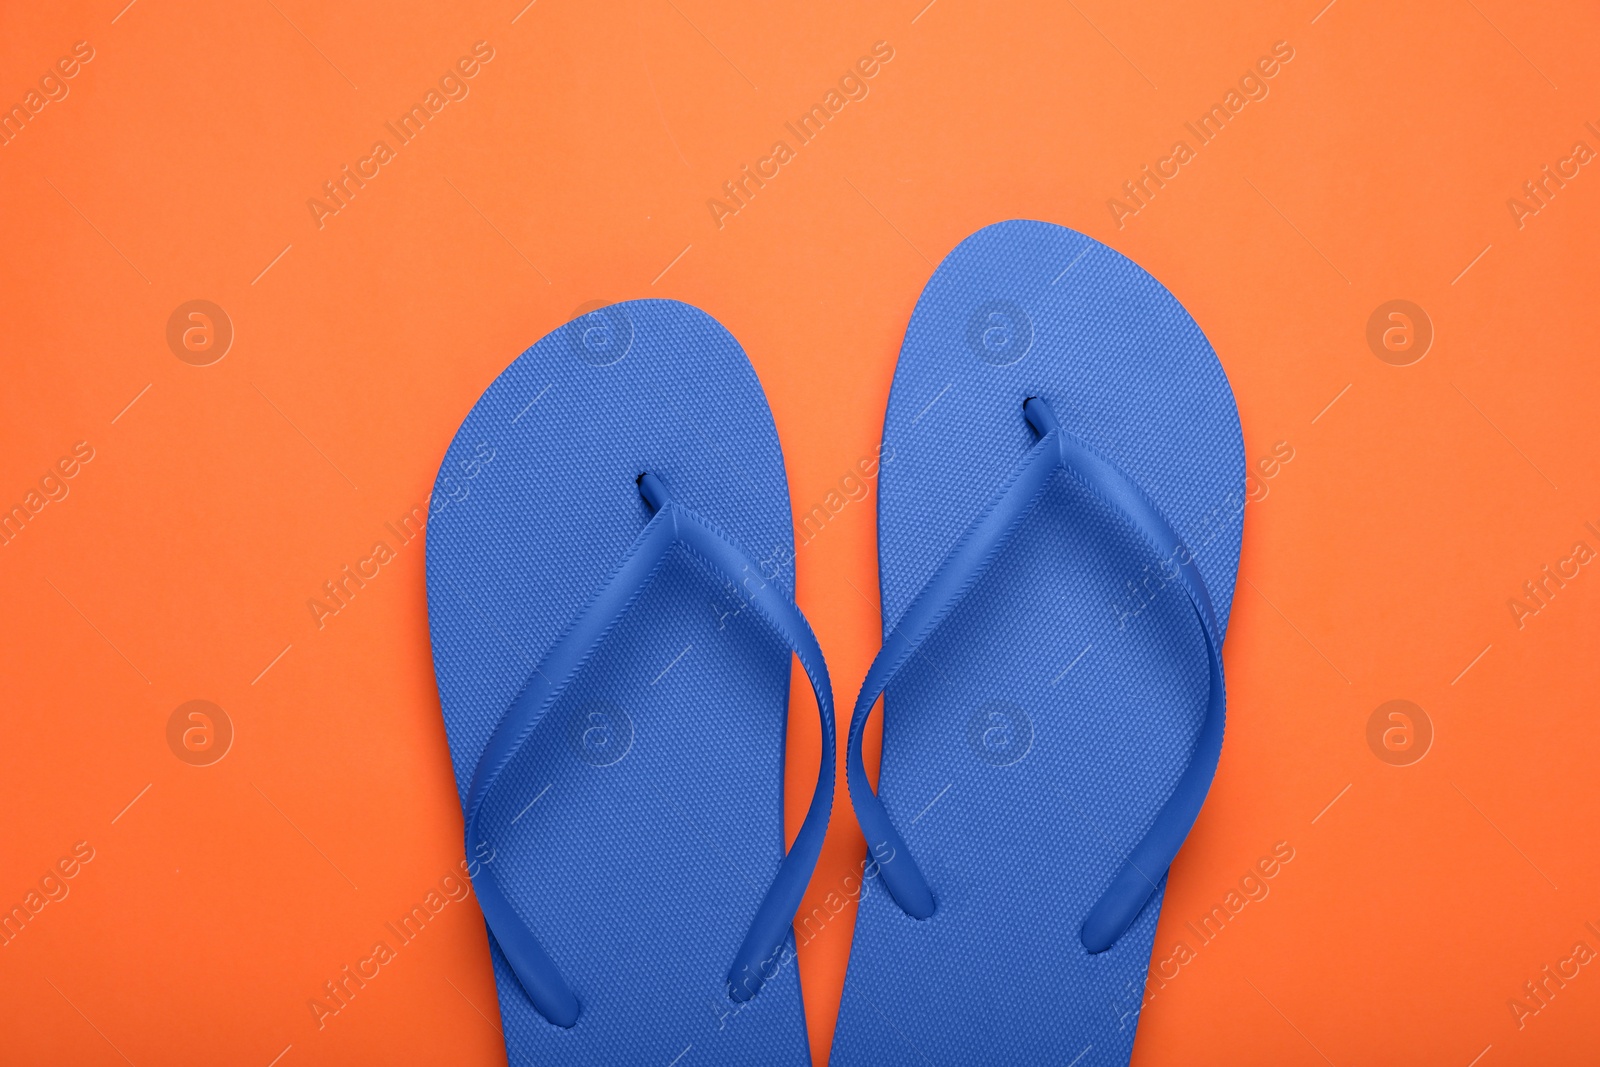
[464,472,837,1027]
[845,395,1226,953]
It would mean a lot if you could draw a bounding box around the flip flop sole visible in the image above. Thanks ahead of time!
[426,299,811,1065]
[833,220,1244,1065]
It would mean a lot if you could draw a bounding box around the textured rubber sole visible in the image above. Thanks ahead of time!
[426,299,812,1065]
[831,221,1244,1066]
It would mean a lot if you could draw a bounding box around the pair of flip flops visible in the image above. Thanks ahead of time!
[426,219,1244,1065]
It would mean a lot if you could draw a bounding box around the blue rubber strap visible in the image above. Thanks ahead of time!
[845,396,1226,953]
[464,472,837,1027]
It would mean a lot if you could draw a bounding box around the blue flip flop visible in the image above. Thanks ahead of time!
[831,220,1244,1065]
[426,299,835,1066]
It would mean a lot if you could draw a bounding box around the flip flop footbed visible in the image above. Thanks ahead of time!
[427,299,811,1065]
[832,220,1244,1065]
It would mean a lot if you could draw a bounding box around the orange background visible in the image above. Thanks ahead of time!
[3,1,1599,1063]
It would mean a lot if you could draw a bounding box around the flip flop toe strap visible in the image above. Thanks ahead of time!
[845,396,1226,953]
[464,472,837,1026]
